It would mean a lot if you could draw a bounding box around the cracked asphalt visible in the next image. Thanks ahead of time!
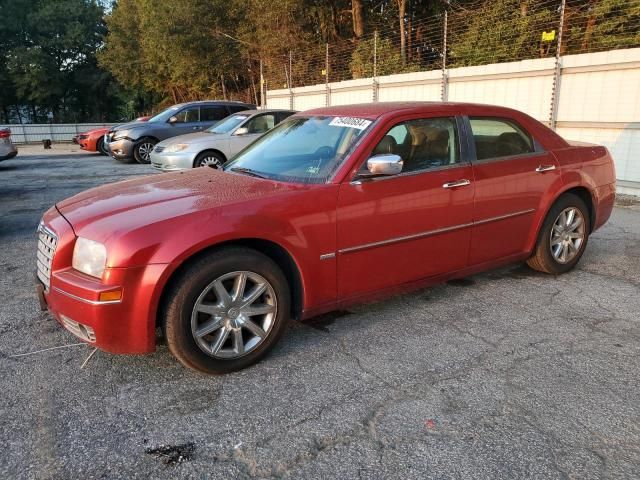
[1,146,639,479]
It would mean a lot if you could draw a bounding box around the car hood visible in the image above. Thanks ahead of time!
[110,120,149,132]
[80,127,109,136]
[56,168,300,240]
[158,131,226,147]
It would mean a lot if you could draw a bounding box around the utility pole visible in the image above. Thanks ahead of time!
[259,59,264,108]
[550,0,567,130]
[325,43,330,106]
[289,51,294,110]
[441,2,449,102]
[373,31,378,102]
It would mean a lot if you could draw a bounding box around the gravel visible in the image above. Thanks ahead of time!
[1,148,639,479]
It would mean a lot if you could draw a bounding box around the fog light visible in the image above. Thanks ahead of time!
[99,290,122,302]
[59,314,96,343]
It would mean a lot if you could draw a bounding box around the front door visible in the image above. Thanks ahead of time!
[336,116,474,299]
[467,116,561,265]
[228,113,277,157]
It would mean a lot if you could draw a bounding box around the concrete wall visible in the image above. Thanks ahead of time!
[267,47,640,195]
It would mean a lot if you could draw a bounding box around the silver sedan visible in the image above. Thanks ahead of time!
[150,109,296,171]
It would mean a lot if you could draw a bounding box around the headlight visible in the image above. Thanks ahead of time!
[164,143,190,153]
[112,131,129,141]
[72,237,107,278]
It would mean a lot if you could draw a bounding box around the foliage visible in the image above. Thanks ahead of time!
[0,0,129,122]
[1,0,640,123]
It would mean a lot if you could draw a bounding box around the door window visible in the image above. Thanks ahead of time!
[201,106,228,122]
[172,106,199,123]
[469,117,534,160]
[244,114,276,134]
[369,117,460,173]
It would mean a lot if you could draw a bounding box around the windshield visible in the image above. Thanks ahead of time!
[224,115,372,184]
[207,114,249,133]
[147,106,181,123]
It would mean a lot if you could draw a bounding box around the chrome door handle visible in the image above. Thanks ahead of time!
[442,179,471,189]
[535,164,556,173]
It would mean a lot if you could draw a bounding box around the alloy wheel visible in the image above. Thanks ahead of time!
[137,142,154,162]
[549,207,585,264]
[190,271,277,359]
[199,156,222,168]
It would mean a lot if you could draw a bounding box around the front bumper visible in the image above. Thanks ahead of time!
[37,208,168,354]
[149,150,196,172]
[107,138,135,160]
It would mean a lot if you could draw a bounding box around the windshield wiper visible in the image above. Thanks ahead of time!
[229,167,268,179]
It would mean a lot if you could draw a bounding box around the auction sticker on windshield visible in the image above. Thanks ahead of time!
[329,117,372,130]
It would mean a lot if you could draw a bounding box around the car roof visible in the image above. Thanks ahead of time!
[171,100,255,108]
[230,109,297,116]
[301,101,525,120]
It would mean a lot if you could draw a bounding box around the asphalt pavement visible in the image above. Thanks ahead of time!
[1,146,639,479]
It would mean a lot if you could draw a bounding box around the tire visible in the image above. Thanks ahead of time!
[527,193,591,275]
[96,137,108,156]
[162,247,291,374]
[133,137,157,164]
[194,150,225,169]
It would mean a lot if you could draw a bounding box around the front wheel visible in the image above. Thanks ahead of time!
[96,137,109,156]
[162,248,291,374]
[194,150,225,169]
[527,193,591,274]
[133,137,157,164]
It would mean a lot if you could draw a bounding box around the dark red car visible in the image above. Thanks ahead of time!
[36,102,616,374]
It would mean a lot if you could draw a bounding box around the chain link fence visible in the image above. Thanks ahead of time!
[260,0,640,109]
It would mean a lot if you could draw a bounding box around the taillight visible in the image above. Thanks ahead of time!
[0,129,10,138]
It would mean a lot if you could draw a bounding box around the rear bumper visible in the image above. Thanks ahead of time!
[593,182,616,231]
[0,148,18,161]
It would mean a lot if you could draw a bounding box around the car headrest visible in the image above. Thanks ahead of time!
[372,135,398,156]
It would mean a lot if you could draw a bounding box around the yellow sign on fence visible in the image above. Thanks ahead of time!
[541,30,556,42]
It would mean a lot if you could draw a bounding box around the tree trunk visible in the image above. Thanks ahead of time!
[352,0,364,38]
[397,0,407,64]
[581,1,599,52]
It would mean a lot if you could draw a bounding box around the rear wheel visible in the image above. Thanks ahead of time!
[133,137,157,164]
[96,137,109,156]
[527,193,590,274]
[162,248,291,374]
[194,150,225,169]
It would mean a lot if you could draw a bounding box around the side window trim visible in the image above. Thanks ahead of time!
[351,115,470,184]
[464,115,545,164]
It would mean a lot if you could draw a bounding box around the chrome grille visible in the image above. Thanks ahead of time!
[36,224,58,291]
[154,145,165,153]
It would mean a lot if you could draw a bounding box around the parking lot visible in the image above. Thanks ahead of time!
[1,147,639,479]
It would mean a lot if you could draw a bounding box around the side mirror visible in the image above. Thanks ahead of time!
[366,154,403,176]
[168,116,178,124]
[234,127,249,135]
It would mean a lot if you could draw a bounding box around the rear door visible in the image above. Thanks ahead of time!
[200,105,230,130]
[466,116,560,265]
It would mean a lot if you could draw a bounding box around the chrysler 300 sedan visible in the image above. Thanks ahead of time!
[36,102,615,374]
[150,109,296,171]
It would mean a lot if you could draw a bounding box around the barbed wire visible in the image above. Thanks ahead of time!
[262,0,640,92]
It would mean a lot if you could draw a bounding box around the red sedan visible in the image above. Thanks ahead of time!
[75,116,150,155]
[37,102,616,374]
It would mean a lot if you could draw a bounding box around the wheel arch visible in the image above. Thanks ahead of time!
[193,149,227,168]
[154,238,305,330]
[528,185,596,253]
